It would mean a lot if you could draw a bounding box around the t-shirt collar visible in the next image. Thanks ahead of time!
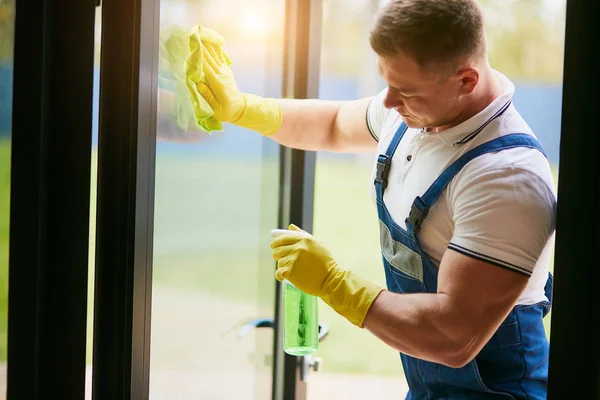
[423,71,515,147]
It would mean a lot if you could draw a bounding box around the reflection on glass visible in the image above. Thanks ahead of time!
[0,0,14,396]
[150,0,284,398]
[312,0,565,398]
[85,7,102,400]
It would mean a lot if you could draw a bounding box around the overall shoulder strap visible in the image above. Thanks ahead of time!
[406,133,547,234]
[374,122,409,190]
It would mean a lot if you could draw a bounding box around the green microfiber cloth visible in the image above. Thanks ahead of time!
[159,24,229,133]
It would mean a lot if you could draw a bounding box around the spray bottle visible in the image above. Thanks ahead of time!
[271,229,319,356]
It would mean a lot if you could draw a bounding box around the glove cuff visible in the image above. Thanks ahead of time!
[320,269,385,328]
[230,93,282,136]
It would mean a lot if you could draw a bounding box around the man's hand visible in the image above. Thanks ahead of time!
[196,42,245,123]
[270,225,336,296]
[185,26,282,136]
[271,225,384,327]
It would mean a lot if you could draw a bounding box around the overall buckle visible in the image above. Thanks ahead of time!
[406,196,429,233]
[375,154,392,189]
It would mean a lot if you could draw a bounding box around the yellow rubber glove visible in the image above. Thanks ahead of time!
[271,224,385,328]
[186,25,282,136]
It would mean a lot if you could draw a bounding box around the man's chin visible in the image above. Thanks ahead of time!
[401,116,426,129]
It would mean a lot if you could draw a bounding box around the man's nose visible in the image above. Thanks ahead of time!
[383,93,404,110]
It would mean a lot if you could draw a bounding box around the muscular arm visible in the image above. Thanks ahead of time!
[362,249,529,368]
[270,97,378,153]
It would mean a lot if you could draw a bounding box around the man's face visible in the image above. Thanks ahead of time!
[377,55,466,130]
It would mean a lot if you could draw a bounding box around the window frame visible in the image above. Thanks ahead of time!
[7,0,96,397]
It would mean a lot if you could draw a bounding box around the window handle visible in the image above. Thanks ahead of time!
[237,318,329,342]
[237,318,274,338]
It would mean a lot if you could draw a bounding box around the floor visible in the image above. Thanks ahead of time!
[0,363,408,399]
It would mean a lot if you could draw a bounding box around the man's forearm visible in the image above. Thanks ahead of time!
[362,290,486,368]
[269,97,376,153]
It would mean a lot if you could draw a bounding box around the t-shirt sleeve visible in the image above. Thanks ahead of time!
[366,88,389,142]
[447,164,557,277]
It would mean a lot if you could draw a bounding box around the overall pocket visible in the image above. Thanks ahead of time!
[379,220,426,293]
[470,359,518,399]
[435,315,525,399]
[435,360,517,399]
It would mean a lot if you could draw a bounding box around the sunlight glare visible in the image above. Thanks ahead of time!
[241,12,268,35]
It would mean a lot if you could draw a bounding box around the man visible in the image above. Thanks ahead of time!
[191,0,556,398]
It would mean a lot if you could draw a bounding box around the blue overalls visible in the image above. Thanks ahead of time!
[374,123,553,399]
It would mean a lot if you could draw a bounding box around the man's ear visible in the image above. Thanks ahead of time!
[456,67,479,95]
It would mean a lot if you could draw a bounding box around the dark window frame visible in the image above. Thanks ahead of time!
[547,1,600,399]
[90,0,159,397]
[7,0,96,398]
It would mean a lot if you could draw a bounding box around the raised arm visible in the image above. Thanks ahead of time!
[273,97,377,153]
[195,42,377,153]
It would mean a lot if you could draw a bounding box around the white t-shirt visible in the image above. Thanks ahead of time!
[366,72,557,305]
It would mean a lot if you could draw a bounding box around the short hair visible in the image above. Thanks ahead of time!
[370,0,486,73]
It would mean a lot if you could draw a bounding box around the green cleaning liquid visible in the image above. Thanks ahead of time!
[283,280,319,356]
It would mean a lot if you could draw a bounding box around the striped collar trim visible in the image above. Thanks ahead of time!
[427,98,513,147]
[454,99,513,145]
[426,71,516,147]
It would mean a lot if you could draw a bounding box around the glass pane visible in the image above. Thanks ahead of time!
[312,1,406,397]
[312,0,565,398]
[0,0,14,396]
[149,1,284,398]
